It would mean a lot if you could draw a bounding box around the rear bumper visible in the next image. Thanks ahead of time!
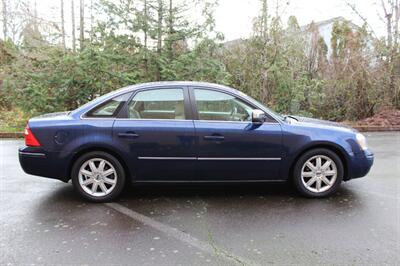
[346,149,374,180]
[18,147,70,182]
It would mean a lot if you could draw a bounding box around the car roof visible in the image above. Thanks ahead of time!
[117,81,239,94]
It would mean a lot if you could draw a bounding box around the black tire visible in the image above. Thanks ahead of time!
[293,148,344,198]
[71,151,126,202]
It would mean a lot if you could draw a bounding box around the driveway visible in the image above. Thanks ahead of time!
[1,132,399,265]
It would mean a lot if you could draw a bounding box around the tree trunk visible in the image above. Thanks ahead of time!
[260,0,269,103]
[156,0,163,81]
[34,0,38,32]
[90,0,93,41]
[143,0,148,76]
[261,0,268,40]
[393,0,400,107]
[71,0,76,52]
[61,0,66,49]
[167,0,173,62]
[386,13,393,48]
[79,0,84,50]
[381,0,398,105]
[2,0,7,39]
[394,0,399,47]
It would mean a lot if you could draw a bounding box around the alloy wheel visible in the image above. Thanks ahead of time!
[301,155,337,193]
[78,158,117,197]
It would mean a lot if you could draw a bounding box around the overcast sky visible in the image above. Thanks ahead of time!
[3,0,387,42]
[214,0,386,40]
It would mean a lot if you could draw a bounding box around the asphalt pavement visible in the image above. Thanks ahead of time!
[1,132,399,265]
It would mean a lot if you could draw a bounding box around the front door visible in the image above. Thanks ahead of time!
[191,88,283,181]
[113,87,196,181]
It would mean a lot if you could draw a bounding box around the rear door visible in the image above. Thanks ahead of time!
[113,86,196,181]
[190,87,283,181]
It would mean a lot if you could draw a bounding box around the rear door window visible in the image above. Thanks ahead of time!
[127,88,185,120]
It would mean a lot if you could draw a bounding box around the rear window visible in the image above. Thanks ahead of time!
[85,93,131,118]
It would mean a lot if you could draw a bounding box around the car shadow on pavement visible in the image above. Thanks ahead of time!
[119,182,361,201]
[34,181,366,222]
[123,182,295,198]
[37,181,364,204]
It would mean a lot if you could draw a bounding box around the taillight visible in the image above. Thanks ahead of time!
[25,124,41,147]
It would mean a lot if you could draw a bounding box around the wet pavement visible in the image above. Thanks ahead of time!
[1,132,399,265]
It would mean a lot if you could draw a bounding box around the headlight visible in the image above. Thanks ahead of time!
[356,133,368,150]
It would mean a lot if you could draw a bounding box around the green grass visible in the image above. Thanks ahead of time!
[0,108,28,133]
[0,122,24,133]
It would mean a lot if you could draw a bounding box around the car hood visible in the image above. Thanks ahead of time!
[289,115,356,132]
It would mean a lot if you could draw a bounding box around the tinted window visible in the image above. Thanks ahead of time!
[194,89,253,122]
[127,88,185,120]
[86,93,131,118]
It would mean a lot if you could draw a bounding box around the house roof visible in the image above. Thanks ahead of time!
[300,16,361,32]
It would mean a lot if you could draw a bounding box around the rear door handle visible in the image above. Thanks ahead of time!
[118,132,139,139]
[203,135,225,141]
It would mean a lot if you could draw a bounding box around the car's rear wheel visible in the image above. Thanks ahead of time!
[71,151,125,202]
[293,148,343,198]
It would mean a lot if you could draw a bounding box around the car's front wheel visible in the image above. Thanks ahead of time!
[293,148,343,198]
[71,151,126,202]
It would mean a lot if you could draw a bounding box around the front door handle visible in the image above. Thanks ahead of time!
[118,132,139,139]
[203,135,225,141]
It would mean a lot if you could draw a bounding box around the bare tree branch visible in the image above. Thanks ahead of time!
[345,1,379,39]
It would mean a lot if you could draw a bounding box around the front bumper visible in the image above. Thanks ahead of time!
[18,146,70,182]
[346,149,374,180]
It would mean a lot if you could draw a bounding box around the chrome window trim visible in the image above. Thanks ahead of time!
[80,117,280,124]
[195,120,279,124]
[113,118,278,124]
[115,118,190,122]
[80,116,116,120]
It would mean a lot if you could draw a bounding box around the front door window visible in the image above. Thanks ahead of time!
[194,89,253,122]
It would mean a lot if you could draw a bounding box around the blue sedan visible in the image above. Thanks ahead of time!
[19,82,374,202]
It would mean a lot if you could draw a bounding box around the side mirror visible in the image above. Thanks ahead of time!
[252,109,265,124]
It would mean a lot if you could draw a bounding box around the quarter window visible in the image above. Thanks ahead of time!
[194,89,253,122]
[86,93,131,118]
[127,88,185,120]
